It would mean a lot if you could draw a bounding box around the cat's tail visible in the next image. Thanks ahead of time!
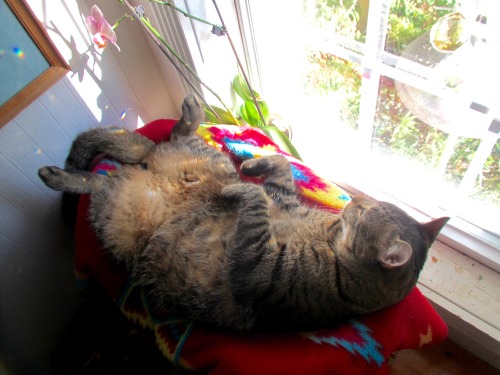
[64,127,155,172]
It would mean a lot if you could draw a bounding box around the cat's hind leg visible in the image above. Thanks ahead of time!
[240,155,300,210]
[38,166,107,194]
[171,94,237,174]
[170,94,204,141]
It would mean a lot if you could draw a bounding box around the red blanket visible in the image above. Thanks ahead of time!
[75,119,447,374]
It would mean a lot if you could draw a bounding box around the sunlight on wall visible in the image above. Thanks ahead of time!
[27,0,119,124]
[27,0,175,129]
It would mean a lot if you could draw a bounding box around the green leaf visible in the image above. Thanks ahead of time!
[239,101,262,127]
[258,100,270,124]
[239,103,252,126]
[239,100,270,127]
[262,125,302,160]
[232,75,260,102]
[203,104,239,125]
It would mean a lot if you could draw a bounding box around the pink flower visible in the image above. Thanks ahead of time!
[85,5,119,50]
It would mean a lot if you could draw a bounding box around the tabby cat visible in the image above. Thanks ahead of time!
[38,94,448,331]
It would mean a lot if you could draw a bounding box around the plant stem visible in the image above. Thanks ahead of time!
[113,14,132,29]
[211,0,267,127]
[149,0,221,29]
[119,0,240,124]
[142,23,221,121]
[141,17,239,124]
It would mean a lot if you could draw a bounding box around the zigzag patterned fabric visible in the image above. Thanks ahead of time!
[196,124,352,213]
[74,119,448,375]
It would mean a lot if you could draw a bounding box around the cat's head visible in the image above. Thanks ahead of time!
[339,196,449,277]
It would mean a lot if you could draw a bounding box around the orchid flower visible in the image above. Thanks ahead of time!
[85,5,120,51]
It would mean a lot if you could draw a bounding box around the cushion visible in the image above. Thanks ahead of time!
[74,119,447,375]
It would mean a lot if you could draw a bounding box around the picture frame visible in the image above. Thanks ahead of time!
[0,0,69,128]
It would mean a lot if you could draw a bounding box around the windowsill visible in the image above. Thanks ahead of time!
[418,241,500,368]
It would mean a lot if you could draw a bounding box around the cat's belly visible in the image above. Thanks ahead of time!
[101,166,235,264]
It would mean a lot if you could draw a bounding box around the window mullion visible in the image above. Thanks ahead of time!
[356,0,391,150]
[357,71,380,150]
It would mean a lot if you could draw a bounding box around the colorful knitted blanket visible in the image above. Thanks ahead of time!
[74,119,448,375]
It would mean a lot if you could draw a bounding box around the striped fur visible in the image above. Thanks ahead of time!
[38,94,448,331]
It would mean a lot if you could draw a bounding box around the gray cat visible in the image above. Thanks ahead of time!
[38,94,448,331]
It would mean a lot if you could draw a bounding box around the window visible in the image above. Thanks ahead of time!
[171,0,499,270]
[233,0,499,269]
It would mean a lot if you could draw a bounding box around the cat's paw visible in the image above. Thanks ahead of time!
[181,94,203,127]
[38,166,68,191]
[171,94,204,140]
[240,155,290,177]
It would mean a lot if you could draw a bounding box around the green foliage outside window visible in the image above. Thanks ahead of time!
[305,0,499,206]
[386,0,454,53]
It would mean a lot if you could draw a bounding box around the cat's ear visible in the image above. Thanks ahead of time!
[379,240,413,269]
[420,217,450,244]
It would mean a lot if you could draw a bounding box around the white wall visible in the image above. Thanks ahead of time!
[0,0,184,373]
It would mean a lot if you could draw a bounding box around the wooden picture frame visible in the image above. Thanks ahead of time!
[0,0,69,128]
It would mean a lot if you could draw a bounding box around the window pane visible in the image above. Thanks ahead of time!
[385,0,459,57]
[305,0,369,45]
[373,75,448,169]
[305,54,361,129]
[373,75,499,234]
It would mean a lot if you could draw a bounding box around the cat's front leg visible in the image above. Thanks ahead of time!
[221,183,278,303]
[240,155,300,210]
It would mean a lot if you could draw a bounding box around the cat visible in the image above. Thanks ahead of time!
[38,94,449,331]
